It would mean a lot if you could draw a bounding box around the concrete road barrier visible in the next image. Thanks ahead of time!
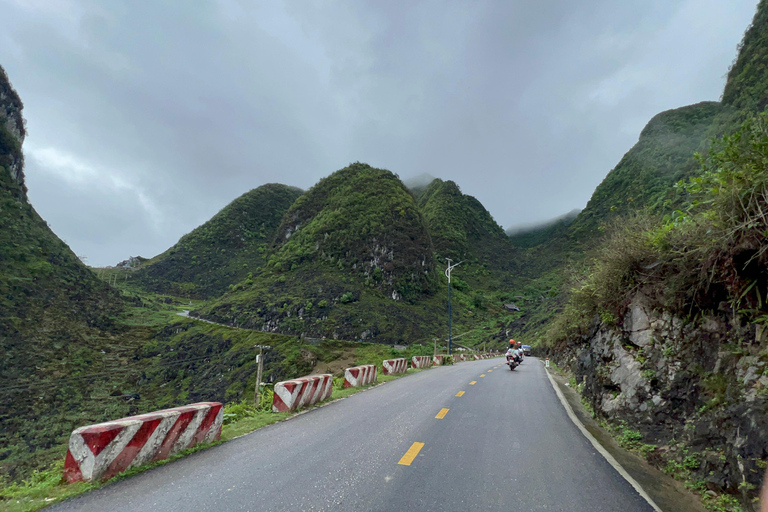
[272,374,333,413]
[382,358,407,375]
[63,402,223,483]
[344,364,377,388]
[411,356,432,369]
[432,355,444,366]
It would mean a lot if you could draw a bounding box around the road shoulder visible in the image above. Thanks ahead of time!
[547,368,707,512]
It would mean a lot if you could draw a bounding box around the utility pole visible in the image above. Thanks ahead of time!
[444,259,462,355]
[254,344,271,408]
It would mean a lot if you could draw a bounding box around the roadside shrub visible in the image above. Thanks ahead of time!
[222,400,256,425]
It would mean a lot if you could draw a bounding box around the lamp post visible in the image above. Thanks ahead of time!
[444,259,462,355]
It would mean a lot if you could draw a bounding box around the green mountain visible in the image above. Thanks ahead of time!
[721,0,768,112]
[133,183,303,298]
[506,209,580,250]
[507,1,768,345]
[416,178,520,293]
[562,2,768,243]
[570,101,727,237]
[198,163,447,343]
[269,163,437,300]
[418,180,513,264]
[0,66,137,478]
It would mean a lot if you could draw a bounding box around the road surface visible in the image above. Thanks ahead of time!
[50,357,654,511]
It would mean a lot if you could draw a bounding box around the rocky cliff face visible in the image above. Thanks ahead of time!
[0,65,26,199]
[551,294,767,509]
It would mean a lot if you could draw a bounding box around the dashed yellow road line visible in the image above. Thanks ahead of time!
[480,374,486,377]
[435,408,450,419]
[488,370,493,373]
[456,391,465,397]
[469,381,477,385]
[398,442,425,466]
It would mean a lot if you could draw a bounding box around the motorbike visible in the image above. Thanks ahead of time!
[506,354,518,370]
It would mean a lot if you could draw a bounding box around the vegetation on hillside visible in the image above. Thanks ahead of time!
[133,183,303,298]
[722,0,768,112]
[572,102,727,238]
[0,65,26,198]
[543,112,768,349]
[418,179,518,277]
[269,162,437,301]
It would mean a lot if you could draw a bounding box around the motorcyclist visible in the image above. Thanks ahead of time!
[505,340,516,359]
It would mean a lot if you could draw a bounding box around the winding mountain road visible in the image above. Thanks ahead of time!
[50,358,656,512]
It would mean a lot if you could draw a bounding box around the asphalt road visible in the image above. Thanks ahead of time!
[50,357,654,512]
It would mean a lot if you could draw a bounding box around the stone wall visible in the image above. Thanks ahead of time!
[551,293,768,510]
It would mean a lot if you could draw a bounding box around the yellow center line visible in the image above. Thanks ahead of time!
[456,391,465,397]
[488,370,493,373]
[435,408,450,419]
[469,381,477,385]
[398,442,425,466]
[480,374,486,377]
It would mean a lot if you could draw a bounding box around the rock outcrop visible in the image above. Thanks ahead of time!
[0,65,26,199]
[552,293,768,509]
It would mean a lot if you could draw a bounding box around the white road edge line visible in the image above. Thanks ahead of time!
[544,365,663,512]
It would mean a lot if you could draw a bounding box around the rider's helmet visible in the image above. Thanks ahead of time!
[509,339,515,345]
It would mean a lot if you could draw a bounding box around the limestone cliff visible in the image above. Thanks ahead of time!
[550,294,768,509]
[0,65,26,199]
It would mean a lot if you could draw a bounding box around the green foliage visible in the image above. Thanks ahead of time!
[571,102,726,238]
[222,400,257,425]
[268,163,437,301]
[133,184,303,298]
[614,421,644,451]
[545,112,768,347]
[722,0,768,112]
[683,453,702,471]
[471,292,486,310]
[451,278,469,292]
[418,178,520,289]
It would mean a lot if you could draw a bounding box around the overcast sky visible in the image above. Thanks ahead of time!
[1,0,759,266]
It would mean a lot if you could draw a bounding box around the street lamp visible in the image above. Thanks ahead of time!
[444,259,463,355]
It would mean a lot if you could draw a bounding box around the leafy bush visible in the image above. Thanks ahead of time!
[222,400,257,425]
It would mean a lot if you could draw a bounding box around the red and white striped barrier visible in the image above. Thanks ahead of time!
[411,356,432,368]
[454,354,465,362]
[432,355,444,366]
[382,358,407,375]
[344,364,377,388]
[272,374,333,413]
[63,402,223,483]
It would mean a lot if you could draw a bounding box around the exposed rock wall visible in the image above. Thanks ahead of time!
[0,65,26,199]
[551,293,768,510]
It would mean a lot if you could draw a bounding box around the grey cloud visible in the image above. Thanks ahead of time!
[1,0,759,265]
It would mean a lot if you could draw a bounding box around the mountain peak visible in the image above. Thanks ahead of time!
[0,65,26,201]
